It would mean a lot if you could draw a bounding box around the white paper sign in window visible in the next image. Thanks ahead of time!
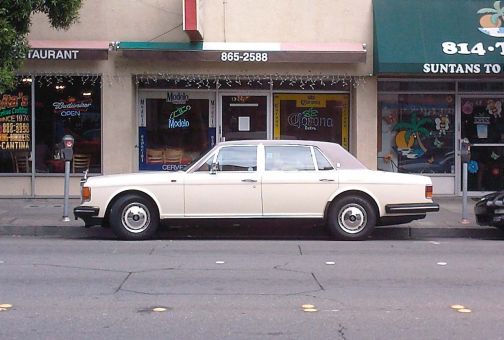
[238,116,250,131]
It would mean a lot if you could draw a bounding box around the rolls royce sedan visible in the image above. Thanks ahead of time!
[74,140,439,240]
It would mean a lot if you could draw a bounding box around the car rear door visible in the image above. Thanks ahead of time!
[261,145,338,217]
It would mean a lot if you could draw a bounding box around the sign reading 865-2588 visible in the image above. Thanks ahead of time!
[220,52,269,62]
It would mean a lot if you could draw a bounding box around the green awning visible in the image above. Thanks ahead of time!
[373,0,504,75]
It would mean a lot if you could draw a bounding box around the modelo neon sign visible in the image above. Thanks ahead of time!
[168,105,191,128]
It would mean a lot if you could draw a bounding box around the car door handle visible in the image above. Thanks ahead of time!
[242,179,257,183]
[319,179,335,182]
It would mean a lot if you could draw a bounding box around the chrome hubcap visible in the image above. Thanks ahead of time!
[122,203,150,233]
[338,204,367,234]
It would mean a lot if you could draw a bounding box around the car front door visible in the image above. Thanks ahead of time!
[184,145,262,217]
[261,145,339,217]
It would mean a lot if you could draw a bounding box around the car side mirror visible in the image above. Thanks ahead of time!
[336,162,341,169]
[210,162,219,174]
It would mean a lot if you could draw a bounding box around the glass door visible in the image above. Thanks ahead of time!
[219,94,269,141]
[460,95,504,193]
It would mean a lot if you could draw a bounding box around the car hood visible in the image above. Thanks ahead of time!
[85,171,185,188]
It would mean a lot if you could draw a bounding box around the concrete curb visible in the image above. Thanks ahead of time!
[0,224,502,240]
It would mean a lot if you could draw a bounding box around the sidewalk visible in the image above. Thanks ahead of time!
[0,197,502,239]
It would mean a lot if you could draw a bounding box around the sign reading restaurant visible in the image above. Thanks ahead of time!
[25,41,110,61]
[27,49,80,60]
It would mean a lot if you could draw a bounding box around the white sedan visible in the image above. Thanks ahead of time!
[74,140,439,240]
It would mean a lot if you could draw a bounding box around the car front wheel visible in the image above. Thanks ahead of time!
[328,196,376,240]
[109,194,159,240]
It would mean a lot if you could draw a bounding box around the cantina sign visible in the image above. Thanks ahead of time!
[0,93,30,151]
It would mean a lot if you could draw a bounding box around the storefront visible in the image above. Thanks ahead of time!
[0,41,108,196]
[374,0,504,196]
[122,42,364,175]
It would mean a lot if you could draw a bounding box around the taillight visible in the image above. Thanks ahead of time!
[425,185,433,199]
[81,186,91,202]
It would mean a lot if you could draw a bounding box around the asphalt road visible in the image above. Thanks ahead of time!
[1,236,504,340]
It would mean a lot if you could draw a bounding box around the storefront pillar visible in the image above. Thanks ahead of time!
[351,77,378,170]
[101,78,137,174]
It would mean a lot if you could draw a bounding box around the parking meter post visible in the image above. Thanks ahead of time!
[63,160,71,222]
[61,135,74,222]
[460,138,471,224]
[461,162,469,224]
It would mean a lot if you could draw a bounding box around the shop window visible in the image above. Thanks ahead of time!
[378,94,455,174]
[139,93,211,171]
[458,82,504,92]
[460,96,504,191]
[0,80,32,173]
[273,94,350,149]
[273,80,350,91]
[378,81,455,92]
[35,76,102,174]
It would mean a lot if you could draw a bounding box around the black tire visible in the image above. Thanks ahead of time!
[327,195,376,240]
[109,194,159,240]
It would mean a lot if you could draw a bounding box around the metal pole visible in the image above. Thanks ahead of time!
[461,161,469,224]
[62,160,71,222]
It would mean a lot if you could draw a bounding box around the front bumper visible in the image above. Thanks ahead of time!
[385,203,440,214]
[74,206,102,227]
[475,192,504,226]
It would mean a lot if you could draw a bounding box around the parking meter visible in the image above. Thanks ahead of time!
[460,138,471,163]
[61,135,74,161]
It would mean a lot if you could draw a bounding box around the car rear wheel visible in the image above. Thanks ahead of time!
[328,196,376,240]
[109,194,159,240]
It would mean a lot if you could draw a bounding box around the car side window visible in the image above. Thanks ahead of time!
[265,146,315,171]
[216,146,257,172]
[314,148,334,170]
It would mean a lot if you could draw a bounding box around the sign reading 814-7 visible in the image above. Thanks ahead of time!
[442,42,504,56]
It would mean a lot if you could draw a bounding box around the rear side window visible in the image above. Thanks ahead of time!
[265,146,315,171]
[314,148,334,170]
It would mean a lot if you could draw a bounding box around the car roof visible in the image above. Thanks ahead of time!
[215,140,367,170]
[217,139,334,147]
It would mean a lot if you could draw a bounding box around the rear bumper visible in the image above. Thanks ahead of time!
[385,203,440,214]
[74,206,102,227]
